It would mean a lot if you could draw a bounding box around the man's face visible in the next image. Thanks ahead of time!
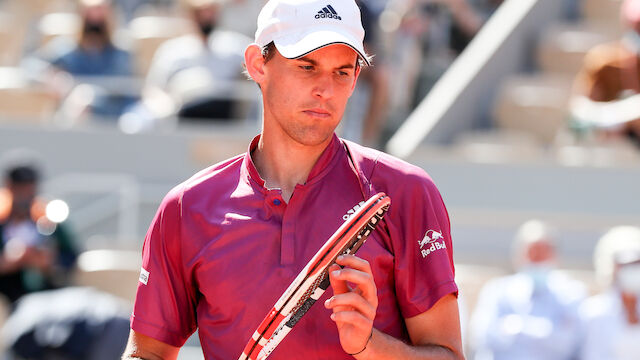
[259,44,360,147]
[525,239,554,264]
[8,182,37,218]
[82,4,110,38]
[193,4,220,36]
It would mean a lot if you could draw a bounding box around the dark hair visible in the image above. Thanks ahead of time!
[262,41,277,63]
[261,41,368,68]
[6,165,39,184]
[245,41,369,82]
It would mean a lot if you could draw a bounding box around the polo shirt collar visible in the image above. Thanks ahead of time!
[242,133,343,191]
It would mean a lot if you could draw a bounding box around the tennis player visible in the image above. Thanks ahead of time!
[123,0,464,359]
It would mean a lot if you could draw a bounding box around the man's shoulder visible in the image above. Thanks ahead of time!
[209,30,252,55]
[579,291,619,323]
[163,153,246,204]
[154,34,203,60]
[344,140,439,194]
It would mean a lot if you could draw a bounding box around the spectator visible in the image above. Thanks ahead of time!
[377,0,500,129]
[415,0,501,100]
[137,0,251,123]
[579,226,640,360]
[23,0,135,121]
[0,161,77,304]
[469,220,585,360]
[571,0,640,146]
[2,287,131,360]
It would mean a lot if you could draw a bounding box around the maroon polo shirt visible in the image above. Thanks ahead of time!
[131,134,457,359]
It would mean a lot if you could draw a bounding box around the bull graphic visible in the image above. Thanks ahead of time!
[418,230,443,249]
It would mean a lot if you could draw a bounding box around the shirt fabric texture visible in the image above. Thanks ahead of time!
[131,134,457,359]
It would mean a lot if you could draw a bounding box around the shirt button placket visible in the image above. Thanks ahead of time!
[280,195,298,266]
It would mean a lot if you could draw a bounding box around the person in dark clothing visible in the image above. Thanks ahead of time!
[0,163,77,304]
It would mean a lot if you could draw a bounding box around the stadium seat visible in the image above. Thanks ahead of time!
[37,12,81,46]
[493,74,573,145]
[454,129,544,163]
[0,13,26,66]
[537,23,618,76]
[0,72,59,123]
[73,249,142,302]
[129,16,194,76]
[582,0,624,28]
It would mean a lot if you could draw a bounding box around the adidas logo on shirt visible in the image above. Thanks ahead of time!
[315,4,342,20]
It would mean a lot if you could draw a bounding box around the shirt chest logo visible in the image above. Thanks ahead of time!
[418,230,446,258]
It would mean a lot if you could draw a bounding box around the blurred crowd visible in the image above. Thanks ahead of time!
[468,220,640,360]
[0,0,638,150]
[0,0,510,148]
[571,0,640,148]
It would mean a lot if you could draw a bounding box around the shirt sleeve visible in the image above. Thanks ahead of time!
[376,165,458,319]
[130,185,197,347]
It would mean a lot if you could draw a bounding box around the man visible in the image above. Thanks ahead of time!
[24,0,135,119]
[123,1,463,359]
[579,226,640,360]
[571,0,640,144]
[142,0,251,121]
[469,220,585,360]
[0,163,77,303]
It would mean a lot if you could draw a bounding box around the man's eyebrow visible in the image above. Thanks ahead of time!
[296,57,355,70]
[297,57,318,65]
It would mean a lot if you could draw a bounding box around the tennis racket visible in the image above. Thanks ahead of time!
[238,192,391,360]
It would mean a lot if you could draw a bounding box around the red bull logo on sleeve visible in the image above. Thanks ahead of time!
[418,230,446,258]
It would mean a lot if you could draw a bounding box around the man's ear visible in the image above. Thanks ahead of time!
[245,44,266,85]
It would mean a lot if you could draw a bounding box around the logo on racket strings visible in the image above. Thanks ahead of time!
[342,200,365,221]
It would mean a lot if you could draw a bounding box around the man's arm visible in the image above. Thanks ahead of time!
[354,294,464,359]
[326,255,465,359]
[122,330,181,360]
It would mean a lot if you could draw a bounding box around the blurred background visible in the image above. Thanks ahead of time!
[0,0,639,359]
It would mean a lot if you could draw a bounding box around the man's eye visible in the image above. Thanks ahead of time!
[300,65,314,71]
[338,71,349,76]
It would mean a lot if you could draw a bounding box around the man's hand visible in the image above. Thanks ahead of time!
[325,254,378,355]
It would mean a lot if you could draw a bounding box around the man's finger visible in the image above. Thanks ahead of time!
[324,292,376,320]
[328,263,350,295]
[330,267,377,304]
[335,254,372,274]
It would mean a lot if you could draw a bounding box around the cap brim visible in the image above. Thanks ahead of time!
[273,28,370,66]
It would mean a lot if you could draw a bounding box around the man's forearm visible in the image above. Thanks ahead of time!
[355,329,465,360]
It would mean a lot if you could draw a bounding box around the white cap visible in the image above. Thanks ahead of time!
[254,0,370,66]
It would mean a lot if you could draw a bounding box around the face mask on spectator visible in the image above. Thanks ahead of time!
[12,196,33,218]
[618,263,640,295]
[521,262,553,289]
[83,20,107,36]
[624,30,640,55]
[197,21,215,37]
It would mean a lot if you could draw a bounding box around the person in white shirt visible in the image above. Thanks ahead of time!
[470,219,586,360]
[579,226,640,360]
[123,0,251,128]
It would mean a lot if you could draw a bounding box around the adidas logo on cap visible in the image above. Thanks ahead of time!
[315,4,342,20]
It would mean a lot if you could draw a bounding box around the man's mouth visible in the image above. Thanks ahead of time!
[303,108,331,118]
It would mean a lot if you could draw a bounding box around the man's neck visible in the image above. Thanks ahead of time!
[252,129,332,202]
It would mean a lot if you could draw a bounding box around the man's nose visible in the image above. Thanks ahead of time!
[312,73,335,99]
